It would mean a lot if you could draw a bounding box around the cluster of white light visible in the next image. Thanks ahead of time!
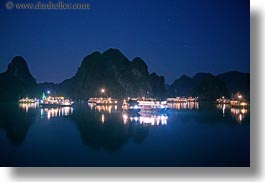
[19,97,39,103]
[122,113,168,126]
[41,96,74,106]
[167,97,198,103]
[167,102,199,110]
[41,107,73,119]
[230,108,248,124]
[217,103,248,124]
[127,105,140,110]
[138,100,168,110]
[19,103,38,112]
[88,104,117,113]
[88,97,118,105]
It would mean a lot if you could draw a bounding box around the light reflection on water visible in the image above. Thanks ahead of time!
[88,103,118,113]
[19,103,38,112]
[122,112,168,126]
[216,104,248,124]
[40,107,74,119]
[18,102,249,125]
[19,103,74,119]
[88,103,168,126]
[230,108,248,124]
[2,102,250,166]
[88,104,118,124]
[167,102,199,110]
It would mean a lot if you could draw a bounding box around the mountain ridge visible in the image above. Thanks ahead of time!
[0,49,250,101]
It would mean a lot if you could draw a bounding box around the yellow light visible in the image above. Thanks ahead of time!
[123,114,128,124]
[241,108,247,114]
[239,114,242,122]
[101,114,105,123]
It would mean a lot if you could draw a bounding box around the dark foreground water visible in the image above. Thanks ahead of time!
[0,102,250,167]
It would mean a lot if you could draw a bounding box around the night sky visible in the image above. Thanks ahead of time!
[0,0,249,84]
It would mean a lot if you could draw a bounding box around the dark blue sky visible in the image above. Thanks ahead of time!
[0,0,249,84]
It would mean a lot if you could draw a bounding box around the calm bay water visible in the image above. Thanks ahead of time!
[0,102,250,167]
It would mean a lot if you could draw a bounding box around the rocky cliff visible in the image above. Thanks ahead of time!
[0,56,37,101]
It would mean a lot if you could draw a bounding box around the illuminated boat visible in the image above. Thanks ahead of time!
[216,96,230,104]
[122,99,141,113]
[230,92,248,108]
[187,97,199,102]
[88,98,97,103]
[230,100,248,108]
[88,97,118,105]
[167,97,198,103]
[123,98,168,113]
[40,96,74,107]
[18,97,38,103]
[138,98,168,113]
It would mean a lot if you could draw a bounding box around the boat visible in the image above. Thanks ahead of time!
[230,92,248,108]
[40,96,74,107]
[167,101,199,110]
[167,97,199,103]
[216,96,230,104]
[88,97,118,105]
[122,98,141,113]
[187,97,199,102]
[230,100,248,108]
[88,98,99,103]
[122,98,168,113]
[138,98,168,113]
[18,97,38,103]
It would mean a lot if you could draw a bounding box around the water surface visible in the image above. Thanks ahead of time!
[0,102,250,167]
